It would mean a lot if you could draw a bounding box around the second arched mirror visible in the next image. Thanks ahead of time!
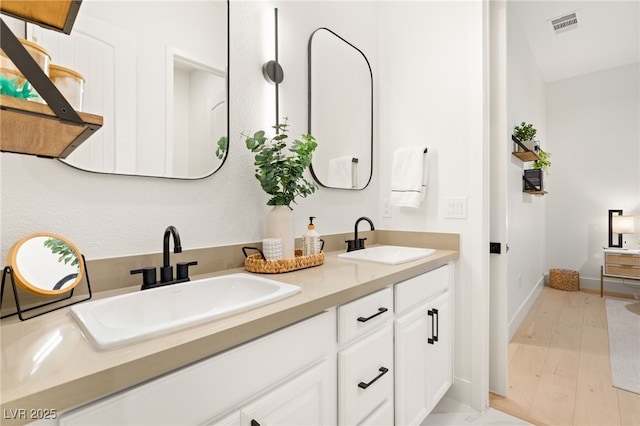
[308,28,373,190]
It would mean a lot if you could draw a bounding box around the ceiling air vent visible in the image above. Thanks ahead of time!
[550,11,579,34]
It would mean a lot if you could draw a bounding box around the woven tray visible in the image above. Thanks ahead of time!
[243,247,324,274]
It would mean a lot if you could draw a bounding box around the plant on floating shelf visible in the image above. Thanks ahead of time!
[513,121,537,142]
[244,118,318,208]
[533,149,551,174]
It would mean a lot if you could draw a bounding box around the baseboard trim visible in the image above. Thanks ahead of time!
[446,376,472,408]
[508,278,544,341]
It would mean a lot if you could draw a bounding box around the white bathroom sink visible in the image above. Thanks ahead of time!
[338,245,436,265]
[70,273,301,350]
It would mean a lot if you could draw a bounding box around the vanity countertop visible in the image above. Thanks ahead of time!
[0,245,458,423]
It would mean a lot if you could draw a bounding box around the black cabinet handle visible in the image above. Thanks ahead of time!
[358,367,389,389]
[428,308,439,344]
[357,307,388,322]
[433,308,439,342]
[251,420,260,426]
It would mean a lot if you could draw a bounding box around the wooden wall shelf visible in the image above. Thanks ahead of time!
[512,150,540,162]
[1,1,103,159]
[0,95,102,158]
[511,134,540,162]
[0,0,81,34]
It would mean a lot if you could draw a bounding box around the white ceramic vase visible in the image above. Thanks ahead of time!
[265,205,295,259]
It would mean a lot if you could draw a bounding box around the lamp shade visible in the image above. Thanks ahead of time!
[612,215,635,234]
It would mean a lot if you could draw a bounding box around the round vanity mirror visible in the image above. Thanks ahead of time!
[6,233,84,296]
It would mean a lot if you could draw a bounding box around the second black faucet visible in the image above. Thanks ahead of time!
[346,217,375,252]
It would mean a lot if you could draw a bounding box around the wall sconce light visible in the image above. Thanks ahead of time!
[609,209,635,248]
[262,8,283,130]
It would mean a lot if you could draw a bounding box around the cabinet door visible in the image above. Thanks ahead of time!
[426,290,452,411]
[395,289,452,425]
[239,359,336,426]
[395,303,430,426]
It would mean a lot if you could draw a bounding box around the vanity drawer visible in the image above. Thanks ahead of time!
[338,287,393,344]
[605,264,640,278]
[395,264,451,315]
[338,323,393,425]
[606,253,640,267]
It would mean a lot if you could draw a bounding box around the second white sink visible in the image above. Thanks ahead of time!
[338,245,436,265]
[70,273,301,350]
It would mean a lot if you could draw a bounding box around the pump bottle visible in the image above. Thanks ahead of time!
[303,217,320,256]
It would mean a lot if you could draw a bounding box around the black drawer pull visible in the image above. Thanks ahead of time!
[428,308,439,344]
[358,367,389,389]
[357,307,388,322]
[251,420,260,426]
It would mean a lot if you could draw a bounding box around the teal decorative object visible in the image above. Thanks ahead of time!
[0,73,37,100]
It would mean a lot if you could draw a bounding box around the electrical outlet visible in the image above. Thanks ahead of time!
[382,200,392,218]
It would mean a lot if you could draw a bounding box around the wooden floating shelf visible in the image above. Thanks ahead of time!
[0,95,103,158]
[0,0,81,34]
[512,150,540,162]
[511,134,540,162]
[523,190,547,195]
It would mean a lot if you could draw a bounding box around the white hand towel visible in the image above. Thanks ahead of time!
[328,156,355,189]
[390,146,427,208]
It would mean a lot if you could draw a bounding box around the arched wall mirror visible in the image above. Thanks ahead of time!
[308,28,373,190]
[26,0,228,179]
[6,233,84,296]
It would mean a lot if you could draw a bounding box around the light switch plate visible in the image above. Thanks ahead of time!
[445,197,467,219]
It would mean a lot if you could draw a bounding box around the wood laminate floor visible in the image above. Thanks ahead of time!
[490,287,640,426]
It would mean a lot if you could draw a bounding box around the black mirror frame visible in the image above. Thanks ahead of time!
[307,27,373,190]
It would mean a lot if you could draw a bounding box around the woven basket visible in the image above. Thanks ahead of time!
[244,248,324,274]
[549,269,580,291]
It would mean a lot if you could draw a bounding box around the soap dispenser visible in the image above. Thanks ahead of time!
[303,217,320,256]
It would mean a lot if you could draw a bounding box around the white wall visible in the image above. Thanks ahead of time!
[546,62,640,296]
[506,5,547,335]
[378,0,487,408]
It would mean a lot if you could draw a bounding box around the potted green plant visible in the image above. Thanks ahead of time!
[244,118,318,258]
[513,121,539,152]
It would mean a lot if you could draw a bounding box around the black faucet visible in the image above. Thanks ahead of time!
[161,225,182,283]
[131,225,197,290]
[346,217,375,252]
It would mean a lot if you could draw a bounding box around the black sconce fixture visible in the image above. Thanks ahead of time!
[262,8,283,130]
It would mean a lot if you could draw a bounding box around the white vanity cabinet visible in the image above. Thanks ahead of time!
[337,287,394,425]
[394,264,453,426]
[52,262,455,426]
[58,310,336,426]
